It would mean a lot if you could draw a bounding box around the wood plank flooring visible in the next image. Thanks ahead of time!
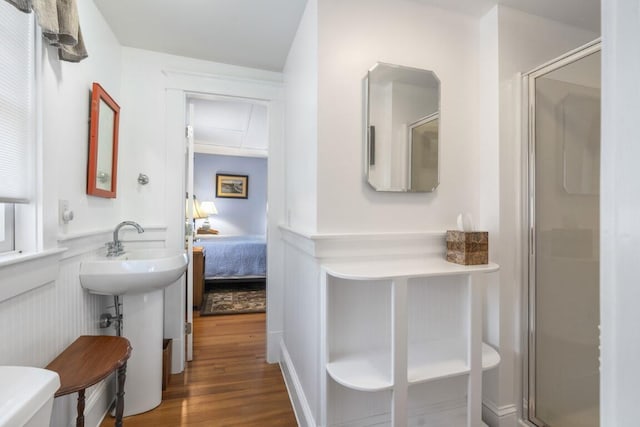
[100,313,297,427]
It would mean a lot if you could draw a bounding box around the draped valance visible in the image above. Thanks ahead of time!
[4,0,87,62]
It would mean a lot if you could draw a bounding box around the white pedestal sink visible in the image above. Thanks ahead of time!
[79,248,188,416]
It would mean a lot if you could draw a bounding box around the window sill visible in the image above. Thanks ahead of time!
[0,248,67,303]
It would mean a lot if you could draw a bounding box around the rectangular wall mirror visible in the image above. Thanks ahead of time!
[87,82,120,198]
[365,62,440,192]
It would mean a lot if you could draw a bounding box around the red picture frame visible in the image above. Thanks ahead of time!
[87,82,120,198]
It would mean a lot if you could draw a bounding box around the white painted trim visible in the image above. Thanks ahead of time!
[483,399,519,426]
[85,378,114,427]
[57,225,168,242]
[267,330,282,363]
[57,226,168,260]
[0,247,64,302]
[162,69,284,103]
[326,398,472,427]
[194,142,268,158]
[162,70,286,378]
[162,68,283,87]
[280,340,316,427]
[483,400,518,418]
[280,225,446,260]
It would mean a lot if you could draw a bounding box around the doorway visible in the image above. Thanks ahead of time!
[524,41,601,427]
[185,94,270,360]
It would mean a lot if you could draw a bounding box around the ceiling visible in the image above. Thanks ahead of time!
[93,0,308,72]
[415,0,600,33]
[94,0,599,73]
[190,98,268,155]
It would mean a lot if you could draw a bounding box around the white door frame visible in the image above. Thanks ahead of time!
[163,71,285,371]
[185,103,196,361]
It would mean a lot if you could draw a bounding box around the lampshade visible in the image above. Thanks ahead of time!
[186,195,208,219]
[200,201,218,215]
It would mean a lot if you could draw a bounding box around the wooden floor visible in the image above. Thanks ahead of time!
[100,313,297,427]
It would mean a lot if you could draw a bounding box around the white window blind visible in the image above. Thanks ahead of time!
[0,1,35,204]
[0,203,14,252]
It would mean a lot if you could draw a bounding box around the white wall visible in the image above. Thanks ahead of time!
[283,0,318,233]
[42,1,124,246]
[117,48,281,228]
[316,0,480,233]
[0,1,125,426]
[600,0,640,425]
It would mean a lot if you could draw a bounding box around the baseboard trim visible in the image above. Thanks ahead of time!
[50,376,114,427]
[482,399,518,427]
[280,339,316,427]
[88,377,116,427]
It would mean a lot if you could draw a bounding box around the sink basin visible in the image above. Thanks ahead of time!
[79,249,188,295]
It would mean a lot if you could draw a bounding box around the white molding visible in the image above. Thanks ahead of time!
[280,340,316,427]
[162,69,284,102]
[267,330,282,363]
[280,225,446,260]
[194,142,268,158]
[327,398,478,427]
[86,379,114,427]
[482,400,519,427]
[0,247,65,303]
[483,400,518,417]
[57,225,168,260]
[161,68,283,88]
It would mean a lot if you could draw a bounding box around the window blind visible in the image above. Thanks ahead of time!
[0,1,35,204]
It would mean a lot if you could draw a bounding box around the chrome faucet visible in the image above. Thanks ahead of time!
[106,221,144,257]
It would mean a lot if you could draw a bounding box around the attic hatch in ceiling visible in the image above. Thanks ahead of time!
[190,97,268,158]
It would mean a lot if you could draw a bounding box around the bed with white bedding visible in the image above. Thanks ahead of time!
[196,235,266,280]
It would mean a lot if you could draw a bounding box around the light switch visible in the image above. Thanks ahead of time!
[59,200,74,224]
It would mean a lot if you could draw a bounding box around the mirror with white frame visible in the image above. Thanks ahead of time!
[365,63,440,192]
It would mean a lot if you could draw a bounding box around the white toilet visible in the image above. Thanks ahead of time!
[0,366,60,427]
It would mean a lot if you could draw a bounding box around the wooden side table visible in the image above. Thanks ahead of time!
[46,336,132,427]
[193,246,205,308]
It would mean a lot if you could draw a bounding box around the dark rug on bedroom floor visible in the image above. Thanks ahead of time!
[200,282,266,316]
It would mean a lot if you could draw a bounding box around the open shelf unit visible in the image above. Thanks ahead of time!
[321,258,500,427]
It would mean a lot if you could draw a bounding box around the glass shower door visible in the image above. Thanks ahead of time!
[528,46,600,427]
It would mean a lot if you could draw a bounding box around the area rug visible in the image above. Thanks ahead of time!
[200,282,266,316]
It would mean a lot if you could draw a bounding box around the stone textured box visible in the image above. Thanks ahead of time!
[446,231,489,265]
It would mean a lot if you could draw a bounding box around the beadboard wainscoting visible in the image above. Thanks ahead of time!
[0,248,111,427]
[0,226,168,427]
[279,226,510,427]
[280,227,462,427]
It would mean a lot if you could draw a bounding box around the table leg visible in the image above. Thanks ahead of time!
[115,363,127,427]
[76,389,85,427]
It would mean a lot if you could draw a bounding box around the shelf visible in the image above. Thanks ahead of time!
[323,258,499,281]
[327,340,500,392]
[327,351,393,392]
[408,340,500,385]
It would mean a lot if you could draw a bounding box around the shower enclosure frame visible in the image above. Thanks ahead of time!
[521,38,601,427]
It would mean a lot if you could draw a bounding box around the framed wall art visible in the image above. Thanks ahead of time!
[216,174,248,199]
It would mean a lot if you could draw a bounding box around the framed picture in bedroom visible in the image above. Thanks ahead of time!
[216,174,249,199]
